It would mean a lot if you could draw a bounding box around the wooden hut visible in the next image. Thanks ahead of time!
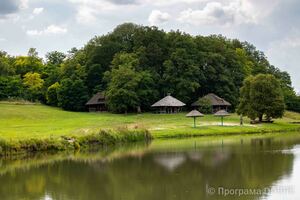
[86,92,107,112]
[151,94,185,113]
[192,93,231,113]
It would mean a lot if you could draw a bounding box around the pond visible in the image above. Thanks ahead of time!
[0,133,300,200]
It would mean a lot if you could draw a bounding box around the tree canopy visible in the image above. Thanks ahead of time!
[0,23,298,113]
[237,74,285,121]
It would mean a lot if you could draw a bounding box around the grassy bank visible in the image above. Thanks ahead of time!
[0,128,151,156]
[0,102,300,155]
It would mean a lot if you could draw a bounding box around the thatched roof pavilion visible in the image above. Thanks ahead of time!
[214,110,230,116]
[151,94,185,113]
[186,110,204,128]
[214,110,230,126]
[186,110,204,117]
[192,93,231,112]
[86,92,107,112]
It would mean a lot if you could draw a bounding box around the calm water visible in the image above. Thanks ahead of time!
[1,133,300,200]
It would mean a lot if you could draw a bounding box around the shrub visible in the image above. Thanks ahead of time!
[46,82,60,106]
[195,97,212,114]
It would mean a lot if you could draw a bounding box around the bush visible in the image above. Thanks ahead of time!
[0,76,24,100]
[194,97,212,114]
[46,82,60,106]
[57,78,89,111]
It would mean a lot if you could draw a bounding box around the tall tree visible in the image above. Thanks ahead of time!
[0,51,15,76]
[237,74,285,122]
[57,78,88,111]
[163,48,200,103]
[46,51,66,66]
[105,53,157,113]
[14,48,43,76]
[23,72,44,101]
[0,76,23,99]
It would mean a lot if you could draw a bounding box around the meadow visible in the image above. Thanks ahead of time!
[1,101,300,141]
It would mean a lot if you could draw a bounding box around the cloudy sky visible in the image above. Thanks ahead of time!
[0,0,299,92]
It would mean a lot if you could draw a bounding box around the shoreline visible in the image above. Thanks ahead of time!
[1,102,300,156]
[1,126,300,157]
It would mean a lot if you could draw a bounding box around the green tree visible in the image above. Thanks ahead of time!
[0,51,15,76]
[57,78,88,111]
[23,72,44,90]
[194,97,212,114]
[105,53,140,113]
[163,48,200,103]
[23,72,44,101]
[237,74,285,122]
[60,56,86,80]
[105,66,139,113]
[105,53,157,113]
[0,76,23,99]
[42,51,65,90]
[14,49,43,76]
[45,51,66,66]
[0,23,299,113]
[46,82,60,106]
[136,70,159,110]
[284,92,300,113]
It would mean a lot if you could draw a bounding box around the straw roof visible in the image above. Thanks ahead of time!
[151,95,186,107]
[86,92,105,105]
[214,110,230,116]
[186,110,204,117]
[192,93,231,106]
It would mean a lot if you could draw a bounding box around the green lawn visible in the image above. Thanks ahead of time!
[0,102,300,141]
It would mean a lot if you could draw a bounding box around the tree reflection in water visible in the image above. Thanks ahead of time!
[0,134,300,200]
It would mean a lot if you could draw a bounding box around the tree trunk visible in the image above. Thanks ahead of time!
[137,106,141,114]
[259,114,263,122]
[240,115,243,126]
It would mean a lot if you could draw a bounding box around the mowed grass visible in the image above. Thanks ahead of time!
[0,102,300,141]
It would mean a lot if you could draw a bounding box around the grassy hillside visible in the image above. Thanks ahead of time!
[1,102,300,141]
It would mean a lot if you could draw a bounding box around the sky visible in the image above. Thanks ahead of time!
[0,0,299,92]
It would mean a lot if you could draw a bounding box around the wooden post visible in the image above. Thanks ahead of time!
[194,117,196,128]
[221,116,224,126]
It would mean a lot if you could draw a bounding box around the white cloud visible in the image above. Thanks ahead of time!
[26,25,68,36]
[0,38,6,42]
[26,30,39,36]
[69,0,117,24]
[178,1,258,26]
[33,7,44,15]
[148,10,171,26]
[42,25,68,34]
[176,0,283,26]
[266,30,300,92]
[76,5,98,24]
[68,0,139,24]
[20,0,29,9]
[144,0,208,6]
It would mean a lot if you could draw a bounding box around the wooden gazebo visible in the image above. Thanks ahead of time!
[86,92,107,112]
[151,94,185,114]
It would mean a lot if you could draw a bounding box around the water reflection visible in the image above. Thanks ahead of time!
[154,154,186,171]
[0,133,300,200]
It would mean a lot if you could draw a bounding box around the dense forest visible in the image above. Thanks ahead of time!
[0,23,299,113]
